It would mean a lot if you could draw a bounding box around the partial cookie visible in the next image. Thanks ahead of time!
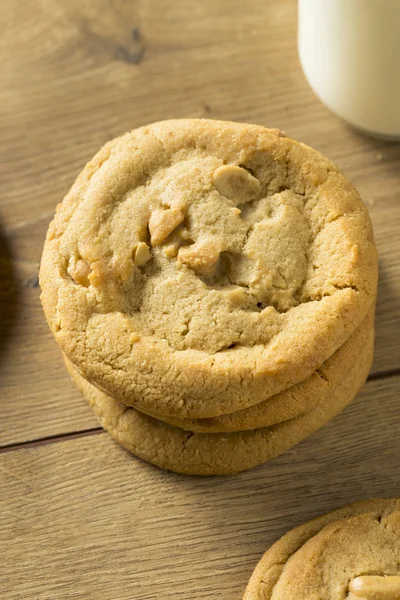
[41,119,377,419]
[64,325,374,476]
[137,309,374,432]
[243,498,400,600]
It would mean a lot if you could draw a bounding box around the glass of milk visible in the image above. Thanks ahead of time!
[298,0,400,140]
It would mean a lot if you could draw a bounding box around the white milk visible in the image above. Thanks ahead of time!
[298,0,400,139]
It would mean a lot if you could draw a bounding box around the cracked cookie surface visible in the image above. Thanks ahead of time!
[137,309,374,432]
[243,498,400,600]
[40,119,377,418]
[64,316,373,475]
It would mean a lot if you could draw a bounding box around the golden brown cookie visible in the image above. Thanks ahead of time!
[136,309,374,432]
[243,498,400,600]
[40,119,377,419]
[64,320,374,476]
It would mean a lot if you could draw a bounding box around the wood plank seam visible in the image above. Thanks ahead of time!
[1,368,399,454]
[0,427,103,454]
[367,368,400,381]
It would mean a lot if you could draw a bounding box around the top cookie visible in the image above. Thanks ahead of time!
[40,119,377,418]
[243,498,400,600]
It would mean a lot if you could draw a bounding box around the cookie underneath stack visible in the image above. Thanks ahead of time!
[243,498,400,600]
[40,119,378,475]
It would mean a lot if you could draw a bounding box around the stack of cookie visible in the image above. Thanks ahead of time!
[40,119,378,475]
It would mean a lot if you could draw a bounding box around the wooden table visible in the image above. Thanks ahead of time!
[1,0,399,597]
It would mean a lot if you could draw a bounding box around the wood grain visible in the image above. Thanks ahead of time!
[0,0,399,445]
[0,2,400,595]
[1,376,399,599]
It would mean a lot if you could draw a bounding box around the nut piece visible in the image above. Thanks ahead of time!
[133,242,151,266]
[350,244,359,265]
[349,576,400,600]
[272,272,287,289]
[269,128,286,137]
[212,165,261,204]
[178,238,222,276]
[88,260,106,287]
[67,257,91,287]
[130,332,141,344]
[220,284,247,304]
[149,207,185,246]
[163,243,180,259]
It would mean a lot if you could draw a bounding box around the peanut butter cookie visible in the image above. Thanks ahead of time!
[40,119,377,419]
[243,498,400,600]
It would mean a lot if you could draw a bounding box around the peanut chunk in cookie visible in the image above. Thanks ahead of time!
[349,575,400,600]
[269,128,286,137]
[149,207,185,246]
[67,257,91,287]
[133,242,151,266]
[272,272,287,289]
[178,238,222,276]
[220,284,247,304]
[88,261,105,287]
[163,243,180,258]
[212,165,261,204]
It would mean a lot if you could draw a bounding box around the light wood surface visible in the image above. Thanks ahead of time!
[0,0,399,597]
[1,377,399,599]
[1,0,400,446]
